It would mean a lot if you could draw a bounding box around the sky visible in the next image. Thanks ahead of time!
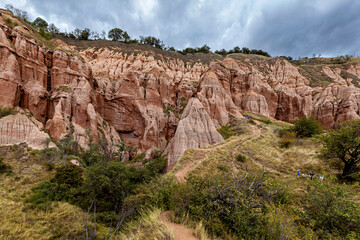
[2,0,360,58]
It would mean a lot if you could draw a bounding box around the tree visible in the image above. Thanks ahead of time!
[215,49,227,56]
[140,36,164,49]
[292,115,323,138]
[79,28,91,40]
[5,4,30,22]
[48,23,59,34]
[122,31,130,42]
[89,31,98,40]
[108,28,124,41]
[241,47,251,54]
[305,180,360,237]
[100,30,107,40]
[32,17,48,30]
[320,120,360,177]
[73,28,82,39]
[233,46,241,53]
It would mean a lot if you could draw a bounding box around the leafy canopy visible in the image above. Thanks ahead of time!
[292,115,323,138]
[320,119,360,177]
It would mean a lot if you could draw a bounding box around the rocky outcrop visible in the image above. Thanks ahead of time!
[0,111,55,149]
[2,9,360,168]
[164,98,224,170]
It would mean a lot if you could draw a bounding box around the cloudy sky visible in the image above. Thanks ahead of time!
[2,0,360,57]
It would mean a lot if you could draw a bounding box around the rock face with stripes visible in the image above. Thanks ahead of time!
[164,98,224,170]
[0,111,55,149]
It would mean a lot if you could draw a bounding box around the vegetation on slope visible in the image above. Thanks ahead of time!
[1,114,360,239]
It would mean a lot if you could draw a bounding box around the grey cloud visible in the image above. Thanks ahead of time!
[2,0,360,57]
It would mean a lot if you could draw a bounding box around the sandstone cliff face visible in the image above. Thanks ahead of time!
[0,11,120,150]
[2,9,360,169]
[164,98,224,170]
[0,110,56,149]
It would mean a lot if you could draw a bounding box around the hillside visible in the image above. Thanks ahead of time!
[1,113,359,239]
[2,8,360,170]
[1,7,360,239]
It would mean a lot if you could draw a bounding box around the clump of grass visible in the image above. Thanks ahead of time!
[279,138,293,148]
[217,124,235,139]
[193,221,211,240]
[259,119,272,124]
[56,86,71,92]
[248,119,256,125]
[119,209,174,240]
[132,152,146,162]
[179,97,188,114]
[0,106,17,118]
[3,17,17,27]
[236,154,246,162]
[0,157,12,174]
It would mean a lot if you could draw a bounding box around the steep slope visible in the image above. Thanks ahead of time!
[2,9,360,169]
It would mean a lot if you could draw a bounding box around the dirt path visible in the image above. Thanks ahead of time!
[175,123,264,182]
[161,211,198,240]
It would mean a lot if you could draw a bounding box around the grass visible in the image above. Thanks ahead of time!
[173,119,331,192]
[0,145,108,239]
[119,209,174,240]
[56,86,72,92]
[0,107,17,118]
[3,17,17,27]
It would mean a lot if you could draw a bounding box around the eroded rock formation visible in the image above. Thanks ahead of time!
[2,9,360,168]
[164,98,224,170]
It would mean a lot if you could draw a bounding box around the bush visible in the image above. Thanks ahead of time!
[0,107,17,118]
[280,138,293,148]
[43,161,55,171]
[4,17,16,27]
[217,125,235,139]
[248,119,256,125]
[305,180,360,238]
[25,180,57,210]
[171,173,278,239]
[52,164,83,187]
[258,119,272,124]
[292,115,323,138]
[236,154,246,162]
[133,176,178,211]
[0,157,11,174]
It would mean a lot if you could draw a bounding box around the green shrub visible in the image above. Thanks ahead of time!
[248,119,256,125]
[132,152,145,162]
[280,138,293,148]
[0,157,11,174]
[56,86,71,92]
[25,180,57,210]
[217,124,235,139]
[43,161,55,171]
[259,119,272,124]
[133,176,178,210]
[4,17,16,27]
[38,27,52,40]
[292,115,323,138]
[52,164,83,188]
[236,154,246,162]
[143,156,166,175]
[305,180,360,238]
[171,173,278,239]
[0,107,17,118]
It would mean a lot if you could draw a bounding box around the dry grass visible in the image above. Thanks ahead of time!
[172,119,334,196]
[0,145,108,239]
[119,209,174,240]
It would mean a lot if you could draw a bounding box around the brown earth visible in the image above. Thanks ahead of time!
[161,211,198,240]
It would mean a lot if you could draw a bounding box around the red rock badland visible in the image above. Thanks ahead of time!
[1,9,360,169]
